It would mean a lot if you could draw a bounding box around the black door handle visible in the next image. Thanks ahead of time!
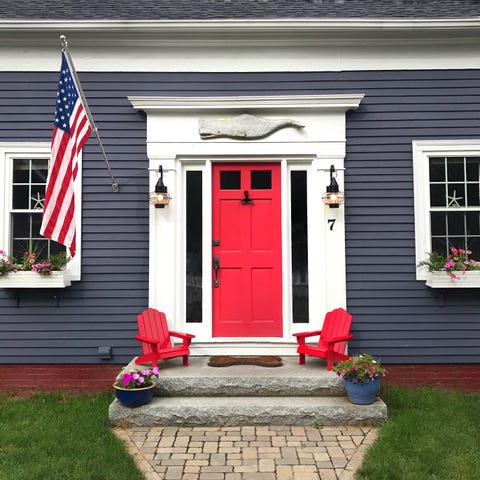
[240,190,253,205]
[213,256,220,287]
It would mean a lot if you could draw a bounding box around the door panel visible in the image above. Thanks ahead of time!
[212,163,282,337]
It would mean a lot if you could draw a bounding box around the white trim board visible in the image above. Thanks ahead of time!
[133,94,360,348]
[0,19,478,71]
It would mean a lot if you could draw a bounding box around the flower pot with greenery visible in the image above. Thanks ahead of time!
[113,367,159,408]
[333,354,386,405]
[419,246,480,288]
[0,249,71,288]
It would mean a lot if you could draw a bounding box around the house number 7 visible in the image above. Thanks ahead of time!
[328,219,336,231]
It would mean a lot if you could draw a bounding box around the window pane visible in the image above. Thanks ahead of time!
[47,241,63,256]
[429,157,445,182]
[251,170,272,190]
[447,212,464,236]
[449,237,466,251]
[12,213,31,239]
[13,159,30,183]
[430,184,446,207]
[291,171,309,323]
[447,157,464,182]
[431,212,446,236]
[12,185,29,209]
[466,212,480,236]
[447,184,465,207]
[30,240,49,259]
[31,159,48,183]
[468,238,480,259]
[31,213,43,238]
[431,237,448,256]
[186,171,202,323]
[466,157,480,182]
[220,171,240,190]
[467,184,480,207]
[30,185,45,210]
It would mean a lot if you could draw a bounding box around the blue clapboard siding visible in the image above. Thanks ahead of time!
[0,70,150,364]
[0,69,479,364]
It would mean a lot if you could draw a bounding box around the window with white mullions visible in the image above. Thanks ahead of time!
[10,158,65,260]
[428,156,480,258]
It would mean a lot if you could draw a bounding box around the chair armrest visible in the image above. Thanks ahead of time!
[169,331,196,340]
[292,330,323,339]
[134,334,158,345]
[326,334,353,345]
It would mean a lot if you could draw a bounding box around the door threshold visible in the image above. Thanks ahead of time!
[190,341,298,356]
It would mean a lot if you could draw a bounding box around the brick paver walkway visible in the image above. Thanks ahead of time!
[113,425,377,480]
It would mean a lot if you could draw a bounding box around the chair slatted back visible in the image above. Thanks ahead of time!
[319,308,352,354]
[136,308,172,354]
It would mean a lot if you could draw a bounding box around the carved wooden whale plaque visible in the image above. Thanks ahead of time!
[199,114,304,140]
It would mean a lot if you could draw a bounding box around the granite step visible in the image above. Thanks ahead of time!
[109,395,387,427]
[152,356,344,397]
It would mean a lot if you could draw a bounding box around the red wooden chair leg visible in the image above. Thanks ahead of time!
[183,355,189,366]
[299,353,305,365]
[326,353,334,371]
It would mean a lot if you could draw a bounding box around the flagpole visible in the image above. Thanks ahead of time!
[60,35,119,192]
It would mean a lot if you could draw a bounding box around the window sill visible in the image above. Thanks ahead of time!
[425,271,480,288]
[0,271,71,289]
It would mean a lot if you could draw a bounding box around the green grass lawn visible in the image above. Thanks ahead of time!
[357,386,480,480]
[0,392,144,480]
[0,387,479,480]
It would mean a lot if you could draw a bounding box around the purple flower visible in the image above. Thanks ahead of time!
[121,373,132,387]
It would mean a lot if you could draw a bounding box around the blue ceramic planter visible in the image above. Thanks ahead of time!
[114,383,156,408]
[343,377,380,405]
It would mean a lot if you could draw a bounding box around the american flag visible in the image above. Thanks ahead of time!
[40,52,91,257]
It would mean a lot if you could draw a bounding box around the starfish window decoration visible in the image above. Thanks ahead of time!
[31,192,45,210]
[447,190,463,208]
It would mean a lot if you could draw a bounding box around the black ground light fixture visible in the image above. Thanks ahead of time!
[149,165,171,208]
[322,165,345,208]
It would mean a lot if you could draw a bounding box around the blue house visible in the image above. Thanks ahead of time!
[1,0,479,390]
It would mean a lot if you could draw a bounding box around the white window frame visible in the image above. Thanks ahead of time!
[0,142,81,282]
[413,139,480,281]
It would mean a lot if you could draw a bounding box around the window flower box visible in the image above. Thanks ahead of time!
[0,270,71,289]
[425,271,480,288]
[420,247,480,288]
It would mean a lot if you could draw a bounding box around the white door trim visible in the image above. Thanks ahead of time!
[130,94,363,352]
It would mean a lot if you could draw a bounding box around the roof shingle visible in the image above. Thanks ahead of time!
[2,0,479,20]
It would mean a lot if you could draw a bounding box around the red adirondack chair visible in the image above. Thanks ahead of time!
[134,308,195,369]
[292,308,353,370]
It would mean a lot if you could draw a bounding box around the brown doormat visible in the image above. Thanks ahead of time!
[208,355,283,367]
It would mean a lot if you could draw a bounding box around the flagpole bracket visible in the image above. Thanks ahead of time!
[60,35,68,51]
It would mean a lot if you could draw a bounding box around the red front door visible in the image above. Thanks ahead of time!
[212,163,282,337]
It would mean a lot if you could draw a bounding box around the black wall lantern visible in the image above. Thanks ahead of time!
[321,165,345,208]
[149,165,171,208]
